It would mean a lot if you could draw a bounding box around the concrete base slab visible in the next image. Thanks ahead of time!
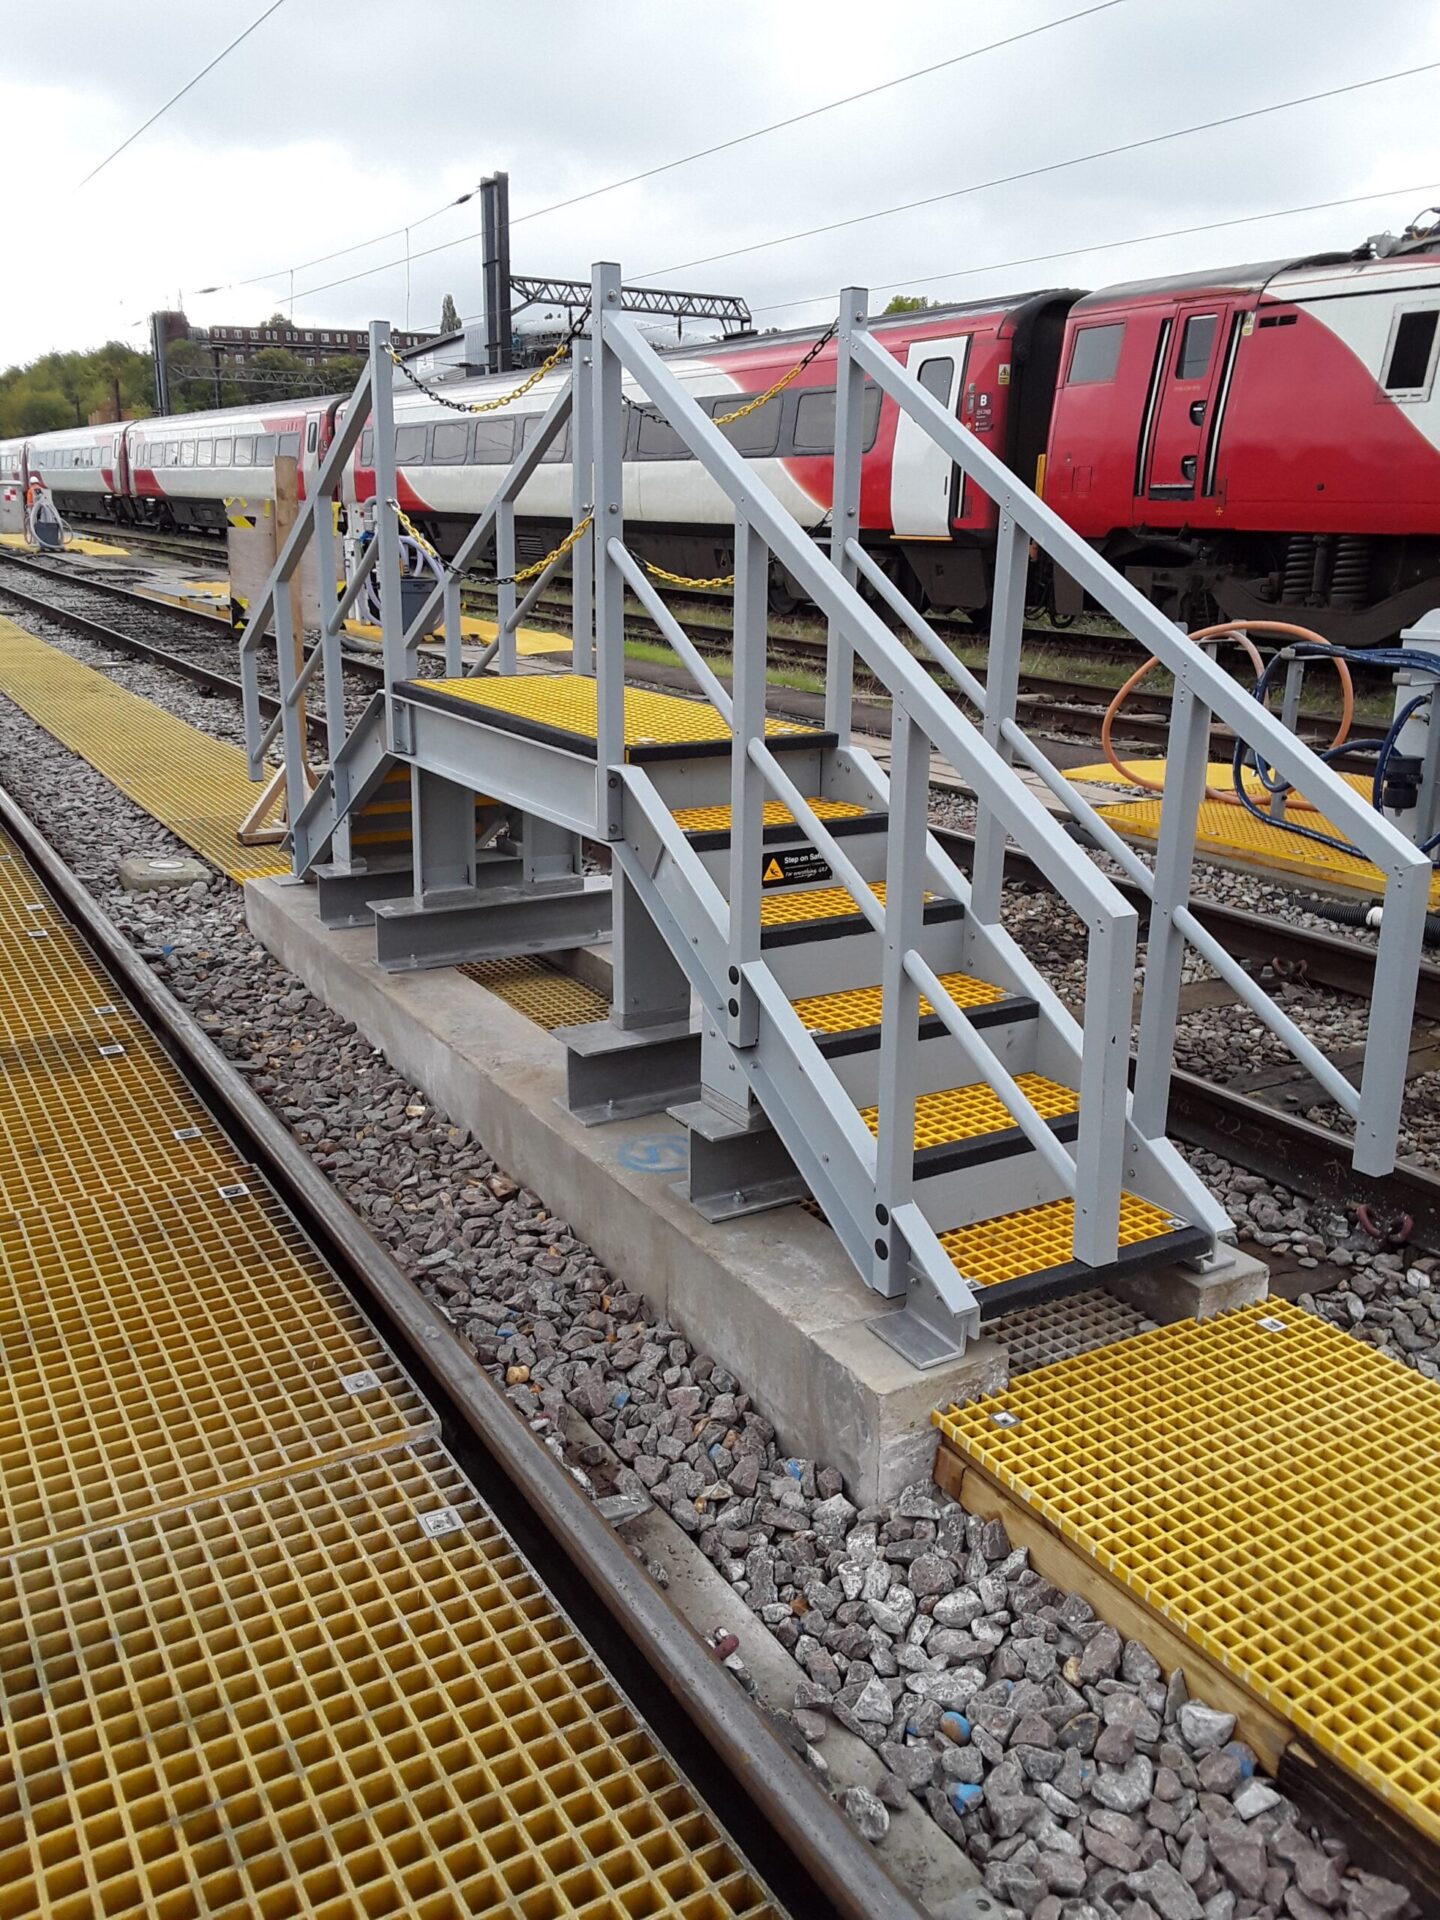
[118,852,208,892]
[246,874,1005,1505]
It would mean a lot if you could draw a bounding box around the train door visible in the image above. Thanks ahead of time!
[890,335,970,537]
[1137,301,1232,504]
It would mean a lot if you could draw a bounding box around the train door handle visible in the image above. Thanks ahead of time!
[1189,401,1207,425]
[1180,455,1197,481]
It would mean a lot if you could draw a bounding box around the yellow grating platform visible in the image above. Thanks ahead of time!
[0,1176,434,1553]
[937,1191,1181,1288]
[790,969,1006,1033]
[0,1028,240,1213]
[0,1442,779,1920]
[414,672,811,752]
[0,530,128,557]
[0,620,290,881]
[933,1302,1440,1843]
[672,797,866,833]
[461,955,611,1031]
[858,1074,1077,1150]
[345,611,572,654]
[1066,760,1440,905]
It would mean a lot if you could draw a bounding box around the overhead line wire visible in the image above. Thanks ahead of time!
[78,0,289,188]
[638,60,1440,278]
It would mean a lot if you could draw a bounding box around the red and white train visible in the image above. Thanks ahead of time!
[4,222,1438,645]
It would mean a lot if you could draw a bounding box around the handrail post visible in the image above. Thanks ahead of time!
[873,705,927,1297]
[1269,651,1304,821]
[826,286,867,740]
[727,519,767,1047]
[592,264,626,835]
[969,510,1026,929]
[571,328,595,676]
[442,570,462,677]
[1072,900,1136,1268]
[368,322,406,719]
[270,564,309,872]
[1133,679,1210,1138]
[496,495,518,675]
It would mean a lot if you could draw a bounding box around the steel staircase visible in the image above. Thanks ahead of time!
[238,268,1428,1365]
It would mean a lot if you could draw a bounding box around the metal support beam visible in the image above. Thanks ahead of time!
[481,172,513,374]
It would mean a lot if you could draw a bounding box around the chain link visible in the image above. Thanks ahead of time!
[641,559,736,590]
[711,320,838,425]
[385,316,585,415]
[386,498,593,590]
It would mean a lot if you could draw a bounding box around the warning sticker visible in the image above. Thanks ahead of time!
[761,847,833,887]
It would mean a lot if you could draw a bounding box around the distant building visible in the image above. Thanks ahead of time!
[190,320,439,368]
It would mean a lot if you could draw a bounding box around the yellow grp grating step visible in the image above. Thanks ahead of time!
[760,882,890,929]
[0,1176,434,1554]
[858,1074,1078,1151]
[936,1191,1184,1290]
[409,671,812,755]
[0,619,290,881]
[460,955,611,1032]
[790,969,1007,1034]
[1065,760,1440,907]
[932,1302,1440,1844]
[671,797,866,834]
[0,1441,780,1920]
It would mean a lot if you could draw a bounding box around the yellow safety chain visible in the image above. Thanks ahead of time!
[386,323,582,414]
[711,320,837,425]
[642,559,736,591]
[388,498,593,588]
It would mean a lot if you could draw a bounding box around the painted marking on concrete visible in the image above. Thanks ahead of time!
[617,1134,689,1175]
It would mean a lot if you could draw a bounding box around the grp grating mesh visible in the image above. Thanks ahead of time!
[412,672,810,752]
[671,797,865,834]
[789,969,1006,1034]
[0,1442,779,1920]
[460,956,611,1031]
[986,1287,1150,1375]
[0,1176,434,1553]
[932,1301,1440,1843]
[937,1192,1182,1289]
[0,1027,239,1213]
[857,1074,1077,1150]
[0,620,289,880]
[758,882,908,928]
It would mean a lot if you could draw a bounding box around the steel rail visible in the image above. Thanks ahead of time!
[0,781,930,1920]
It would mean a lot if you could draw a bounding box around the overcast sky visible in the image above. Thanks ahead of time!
[3,0,1438,368]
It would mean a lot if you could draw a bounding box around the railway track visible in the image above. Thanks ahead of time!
[0,780,921,1920]
[4,542,1435,1258]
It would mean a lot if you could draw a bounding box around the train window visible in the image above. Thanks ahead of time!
[469,419,515,463]
[181,442,196,466]
[234,435,255,464]
[1384,309,1439,396]
[792,383,883,453]
[165,442,180,466]
[394,425,429,464]
[1176,314,1217,381]
[431,422,469,463]
[706,395,781,456]
[519,414,569,462]
[197,441,213,467]
[278,432,301,459]
[1066,322,1125,385]
[306,420,318,453]
[214,439,232,466]
[636,409,689,459]
[254,434,277,465]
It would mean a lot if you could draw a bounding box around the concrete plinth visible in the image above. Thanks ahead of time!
[247,875,1005,1504]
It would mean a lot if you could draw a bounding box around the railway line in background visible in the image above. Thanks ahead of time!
[1,540,1436,1268]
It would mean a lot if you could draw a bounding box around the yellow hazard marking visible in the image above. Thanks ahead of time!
[763,857,785,883]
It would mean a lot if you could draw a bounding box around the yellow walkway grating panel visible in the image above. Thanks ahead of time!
[1066,761,1440,906]
[0,1442,779,1920]
[461,955,611,1031]
[790,969,1007,1033]
[0,1028,240,1213]
[937,1192,1183,1289]
[413,671,812,753]
[760,882,897,928]
[0,620,290,881]
[858,1074,1077,1149]
[933,1302,1440,1843]
[0,1176,434,1553]
[672,797,866,833]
